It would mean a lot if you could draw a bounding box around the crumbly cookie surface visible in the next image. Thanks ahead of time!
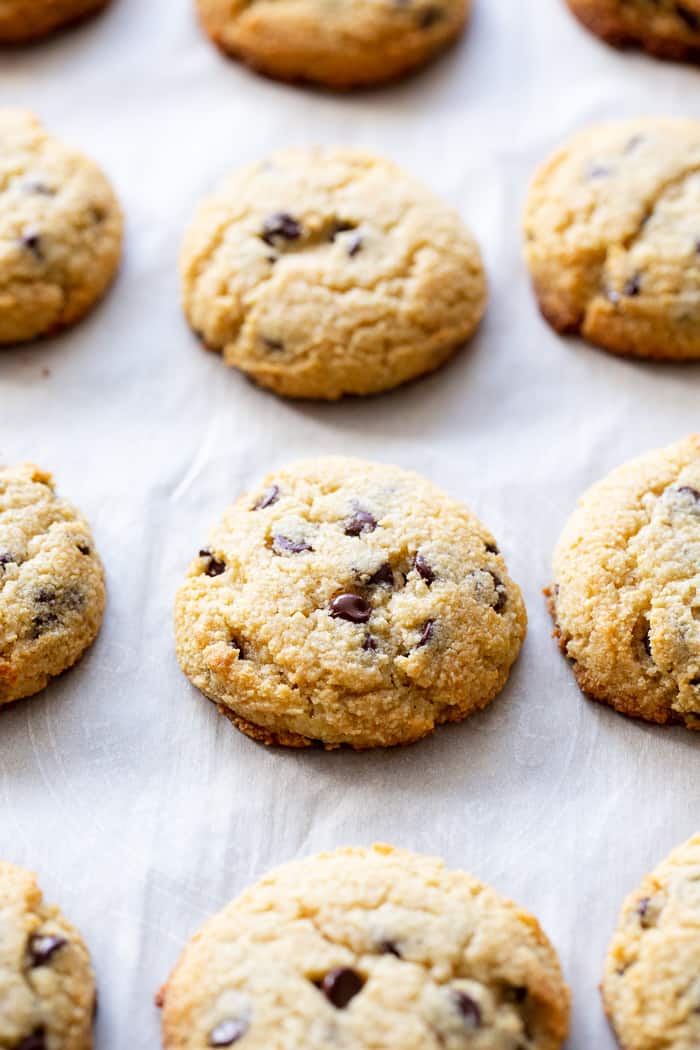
[159,844,570,1050]
[174,457,526,749]
[195,0,469,88]
[0,0,108,43]
[549,435,700,728]
[0,462,105,705]
[180,147,486,400]
[602,833,700,1050]
[0,861,95,1050]
[566,0,700,63]
[524,118,700,360]
[0,109,122,344]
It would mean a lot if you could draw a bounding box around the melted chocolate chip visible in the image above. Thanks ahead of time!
[485,541,499,555]
[330,593,371,623]
[20,231,43,260]
[77,543,91,555]
[320,968,365,1008]
[369,562,394,587]
[362,633,377,652]
[254,485,280,510]
[345,509,377,536]
[17,1030,46,1050]
[29,934,67,966]
[623,274,641,297]
[261,336,284,352]
[416,619,434,647]
[678,485,700,502]
[454,991,481,1029]
[347,233,363,257]
[676,3,700,30]
[379,939,401,957]
[414,552,435,584]
[199,549,226,576]
[261,212,302,245]
[273,535,313,555]
[209,1018,249,1046]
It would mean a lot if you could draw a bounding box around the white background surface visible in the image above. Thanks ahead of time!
[1,1,699,1046]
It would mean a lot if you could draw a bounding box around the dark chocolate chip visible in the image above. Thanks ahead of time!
[504,985,528,1004]
[678,485,700,502]
[419,6,442,26]
[345,509,377,537]
[369,562,394,587]
[379,939,401,957]
[35,586,56,604]
[29,934,67,966]
[209,1018,249,1046]
[454,991,481,1029]
[320,967,365,1008]
[31,611,59,638]
[199,549,226,576]
[675,3,700,30]
[691,675,700,687]
[330,593,371,623]
[77,543,91,555]
[414,552,435,584]
[0,552,13,566]
[485,541,499,555]
[346,233,363,257]
[261,212,302,245]
[362,633,377,652]
[261,336,284,352]
[273,535,313,555]
[416,619,434,647]
[489,572,507,613]
[20,231,43,260]
[17,1030,46,1050]
[642,630,652,658]
[253,485,280,510]
[623,274,641,297]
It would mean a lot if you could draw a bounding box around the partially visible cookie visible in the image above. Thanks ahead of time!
[174,456,526,750]
[195,0,469,88]
[602,833,700,1050]
[548,435,700,729]
[0,0,109,44]
[180,146,486,400]
[566,0,700,63]
[0,861,96,1050]
[0,109,122,344]
[523,118,700,360]
[158,844,571,1050]
[0,462,106,705]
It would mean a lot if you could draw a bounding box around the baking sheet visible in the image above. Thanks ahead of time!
[1,1,700,1046]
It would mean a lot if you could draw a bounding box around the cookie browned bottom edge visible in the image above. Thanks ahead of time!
[566,0,700,64]
[0,0,110,45]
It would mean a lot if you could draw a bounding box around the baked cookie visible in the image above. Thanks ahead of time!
[195,0,470,89]
[523,118,700,360]
[602,833,700,1050]
[548,435,700,729]
[0,462,106,706]
[174,456,526,750]
[158,844,571,1050]
[566,0,700,63]
[0,109,122,344]
[0,861,96,1049]
[180,147,486,400]
[0,0,109,43]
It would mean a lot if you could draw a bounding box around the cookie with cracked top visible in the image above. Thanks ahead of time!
[158,844,570,1049]
[548,435,700,729]
[523,118,700,360]
[0,861,96,1050]
[195,0,470,88]
[0,462,105,705]
[0,0,109,43]
[0,109,122,344]
[174,456,526,750]
[566,0,700,63]
[180,146,487,400]
[602,833,700,1050]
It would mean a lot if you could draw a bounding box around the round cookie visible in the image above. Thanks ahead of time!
[195,0,470,89]
[0,861,96,1050]
[602,833,700,1050]
[566,0,700,63]
[523,118,700,361]
[158,844,571,1050]
[548,435,700,729]
[0,109,122,344]
[0,462,106,705]
[0,0,109,43]
[174,456,526,750]
[180,147,487,400]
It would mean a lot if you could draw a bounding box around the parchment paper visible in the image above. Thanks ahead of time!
[1,1,699,1046]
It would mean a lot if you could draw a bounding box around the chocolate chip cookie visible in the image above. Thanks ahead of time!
[566,0,700,63]
[174,456,526,750]
[0,0,109,43]
[0,462,105,705]
[180,146,487,400]
[602,833,700,1049]
[548,435,700,729]
[0,861,96,1050]
[158,844,571,1050]
[524,118,700,360]
[195,0,470,88]
[0,109,122,344]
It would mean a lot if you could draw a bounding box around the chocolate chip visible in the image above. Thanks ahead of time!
[230,637,246,658]
[346,233,363,257]
[77,543,91,555]
[488,572,507,613]
[642,630,652,658]
[637,897,650,920]
[678,485,700,502]
[691,675,700,687]
[416,619,434,647]
[253,485,280,510]
[31,611,59,638]
[35,586,56,604]
[320,968,365,1008]
[261,212,302,245]
[261,336,284,352]
[20,231,43,260]
[345,509,377,536]
[419,6,442,26]
[0,552,13,567]
[379,939,401,957]
[273,535,312,555]
[362,633,377,651]
[623,274,641,297]
[199,549,226,576]
[209,1018,249,1046]
[330,593,371,623]
[454,991,481,1029]
[485,541,499,555]
[17,1030,46,1050]
[29,934,67,966]
[504,985,528,1004]
[675,3,700,30]
[369,562,394,587]
[414,552,435,584]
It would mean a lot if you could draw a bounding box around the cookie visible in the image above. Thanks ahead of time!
[0,109,122,344]
[158,844,571,1050]
[180,146,486,400]
[195,0,469,89]
[0,0,108,43]
[0,462,106,706]
[523,118,700,360]
[602,833,700,1050]
[566,0,700,63]
[174,456,526,750]
[548,435,700,729]
[0,861,96,1050]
